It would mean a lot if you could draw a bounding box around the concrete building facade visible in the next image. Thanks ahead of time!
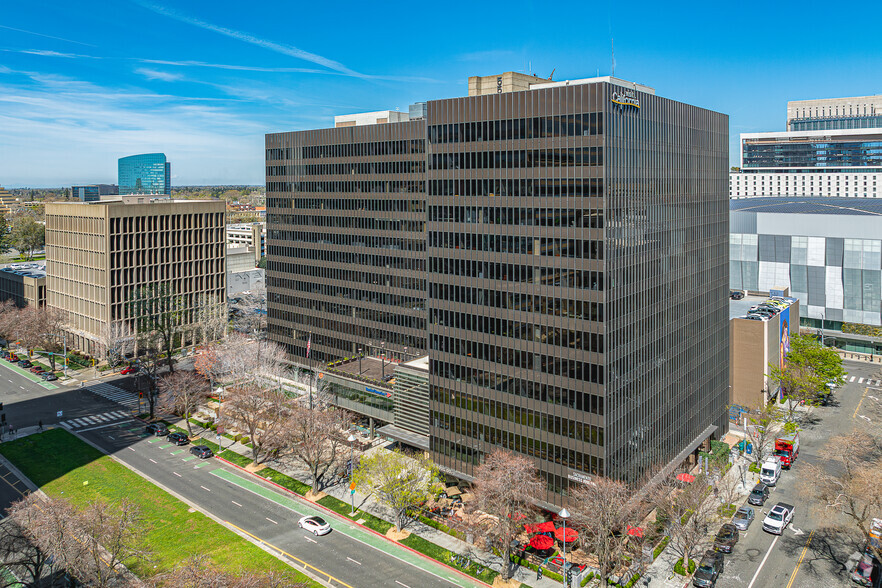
[45,199,226,356]
[0,263,46,308]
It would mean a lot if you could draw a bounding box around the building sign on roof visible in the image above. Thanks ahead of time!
[612,87,641,109]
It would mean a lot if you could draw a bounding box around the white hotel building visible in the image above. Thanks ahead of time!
[730,95,882,199]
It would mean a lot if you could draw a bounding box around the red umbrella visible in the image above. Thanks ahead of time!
[529,534,554,550]
[676,473,696,483]
[525,521,556,534]
[627,525,644,538]
[554,526,579,542]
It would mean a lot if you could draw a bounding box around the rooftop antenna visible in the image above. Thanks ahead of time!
[548,68,555,81]
[611,38,616,77]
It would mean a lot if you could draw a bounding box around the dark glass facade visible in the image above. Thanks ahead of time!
[118,153,171,195]
[265,80,730,508]
[743,137,882,168]
[265,121,428,363]
[790,115,882,131]
[426,83,729,506]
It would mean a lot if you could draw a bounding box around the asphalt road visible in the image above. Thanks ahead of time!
[76,421,478,588]
[716,359,882,588]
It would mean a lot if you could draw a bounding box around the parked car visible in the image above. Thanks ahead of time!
[29,365,44,373]
[17,359,32,368]
[42,373,58,381]
[298,515,331,536]
[167,432,189,446]
[748,483,770,506]
[1,350,9,359]
[190,445,214,459]
[120,366,138,375]
[760,456,782,487]
[762,503,795,535]
[851,546,879,586]
[713,523,739,553]
[145,423,169,436]
[731,506,755,531]
[692,550,724,587]
[729,291,744,300]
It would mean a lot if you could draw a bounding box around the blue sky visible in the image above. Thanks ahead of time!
[2,1,881,187]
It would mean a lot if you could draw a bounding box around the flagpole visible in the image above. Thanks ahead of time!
[307,331,313,410]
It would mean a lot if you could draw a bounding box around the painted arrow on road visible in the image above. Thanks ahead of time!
[791,526,805,536]
[859,415,872,422]
[868,395,878,401]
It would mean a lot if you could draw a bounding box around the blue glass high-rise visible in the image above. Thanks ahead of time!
[118,153,171,195]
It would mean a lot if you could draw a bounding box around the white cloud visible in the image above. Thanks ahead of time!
[134,1,365,78]
[135,68,184,82]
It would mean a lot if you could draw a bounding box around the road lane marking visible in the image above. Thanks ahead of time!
[747,534,779,588]
[77,420,134,433]
[859,415,871,422]
[347,557,361,565]
[855,387,870,418]
[128,447,136,451]
[303,536,317,543]
[149,459,157,464]
[786,530,814,588]
[859,377,865,384]
[850,376,856,382]
[200,485,211,492]
[395,582,412,588]
[173,472,182,477]
[266,517,278,524]
[231,500,242,507]
[224,521,353,588]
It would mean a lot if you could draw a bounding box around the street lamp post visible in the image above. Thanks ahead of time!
[820,312,825,346]
[348,434,357,515]
[357,348,363,375]
[381,341,386,380]
[559,507,570,587]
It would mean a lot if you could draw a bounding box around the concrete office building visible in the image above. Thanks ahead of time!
[267,73,729,505]
[227,222,266,260]
[730,95,882,199]
[45,199,226,356]
[730,197,882,355]
[118,153,171,196]
[0,263,46,308]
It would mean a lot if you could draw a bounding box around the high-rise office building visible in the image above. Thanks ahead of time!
[45,199,225,356]
[730,95,882,199]
[267,73,730,504]
[118,153,171,195]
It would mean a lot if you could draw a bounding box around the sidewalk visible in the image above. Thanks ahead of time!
[642,452,755,588]
[168,415,565,588]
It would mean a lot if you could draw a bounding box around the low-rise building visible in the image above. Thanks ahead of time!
[0,263,46,308]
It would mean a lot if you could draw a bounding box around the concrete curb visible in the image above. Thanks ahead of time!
[213,455,494,588]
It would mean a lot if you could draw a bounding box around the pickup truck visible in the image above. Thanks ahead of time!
[762,503,795,535]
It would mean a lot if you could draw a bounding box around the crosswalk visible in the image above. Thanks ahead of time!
[84,382,139,409]
[848,376,881,386]
[60,410,132,430]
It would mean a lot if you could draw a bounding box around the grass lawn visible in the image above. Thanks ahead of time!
[0,429,320,586]
[400,533,498,584]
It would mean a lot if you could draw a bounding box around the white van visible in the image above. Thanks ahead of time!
[760,456,782,486]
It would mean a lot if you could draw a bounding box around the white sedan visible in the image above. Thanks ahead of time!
[298,515,331,536]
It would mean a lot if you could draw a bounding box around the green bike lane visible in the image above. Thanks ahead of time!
[0,359,59,390]
[210,468,486,588]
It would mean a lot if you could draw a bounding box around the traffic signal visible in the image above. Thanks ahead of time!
[139,392,143,398]
[566,568,573,586]
[536,566,543,580]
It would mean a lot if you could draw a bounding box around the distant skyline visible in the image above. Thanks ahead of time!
[2,1,882,187]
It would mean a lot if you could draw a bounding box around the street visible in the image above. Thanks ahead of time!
[715,360,882,588]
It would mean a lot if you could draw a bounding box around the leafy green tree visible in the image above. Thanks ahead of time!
[10,215,45,260]
[769,333,847,422]
[352,448,441,531]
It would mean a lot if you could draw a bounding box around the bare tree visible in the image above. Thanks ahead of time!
[742,401,784,466]
[215,333,287,390]
[0,299,21,347]
[101,321,135,368]
[223,383,293,463]
[465,449,544,581]
[351,448,441,532]
[195,293,228,345]
[158,370,211,436]
[129,282,185,373]
[13,306,67,371]
[272,405,351,490]
[0,514,52,587]
[569,477,643,587]
[803,432,882,562]
[135,337,166,419]
[76,498,149,588]
[149,553,309,588]
[654,475,717,571]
